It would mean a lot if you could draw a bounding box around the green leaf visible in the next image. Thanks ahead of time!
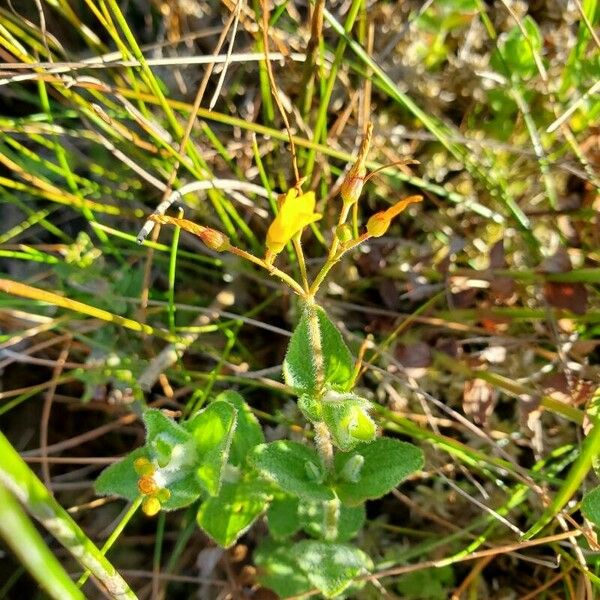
[334,438,424,505]
[321,392,376,451]
[251,441,335,501]
[186,401,237,496]
[300,501,366,542]
[216,390,264,466]
[267,495,301,539]
[196,479,269,547]
[95,447,148,500]
[396,565,455,600]
[254,540,312,598]
[144,409,190,446]
[160,474,203,511]
[582,485,600,528]
[283,305,354,394]
[291,540,373,598]
[491,16,542,80]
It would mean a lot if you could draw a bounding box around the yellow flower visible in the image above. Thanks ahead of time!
[265,189,322,260]
[366,195,422,238]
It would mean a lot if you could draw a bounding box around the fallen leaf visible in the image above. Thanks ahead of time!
[543,281,588,315]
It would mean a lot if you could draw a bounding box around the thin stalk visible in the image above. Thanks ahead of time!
[167,209,183,333]
[77,496,143,587]
[227,246,306,297]
[293,235,310,293]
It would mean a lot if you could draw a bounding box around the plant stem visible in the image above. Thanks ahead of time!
[306,303,340,540]
[323,498,340,542]
[293,235,310,293]
[77,496,143,587]
[227,245,307,297]
[314,421,334,472]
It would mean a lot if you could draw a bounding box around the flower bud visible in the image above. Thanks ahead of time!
[156,488,171,503]
[366,212,390,237]
[340,170,366,206]
[147,214,230,252]
[339,123,373,206]
[345,405,377,442]
[366,195,423,238]
[138,475,158,495]
[133,457,154,476]
[335,224,353,243]
[198,228,230,252]
[305,460,324,483]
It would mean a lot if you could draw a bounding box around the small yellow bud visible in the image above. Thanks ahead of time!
[156,488,171,503]
[142,496,161,517]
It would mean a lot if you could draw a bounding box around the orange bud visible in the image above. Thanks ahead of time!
[340,123,373,206]
[148,215,229,252]
[366,195,422,238]
[198,228,230,252]
[366,212,390,238]
[138,475,158,495]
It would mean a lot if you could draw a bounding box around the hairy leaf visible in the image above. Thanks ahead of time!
[283,305,354,394]
[251,441,334,501]
[335,438,424,505]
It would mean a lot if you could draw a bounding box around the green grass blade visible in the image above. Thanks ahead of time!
[523,410,600,539]
[0,483,84,600]
[0,432,137,599]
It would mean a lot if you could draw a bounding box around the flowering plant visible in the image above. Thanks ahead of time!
[95,125,424,598]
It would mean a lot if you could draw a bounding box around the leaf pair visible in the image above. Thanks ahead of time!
[250,437,424,506]
[285,305,378,450]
